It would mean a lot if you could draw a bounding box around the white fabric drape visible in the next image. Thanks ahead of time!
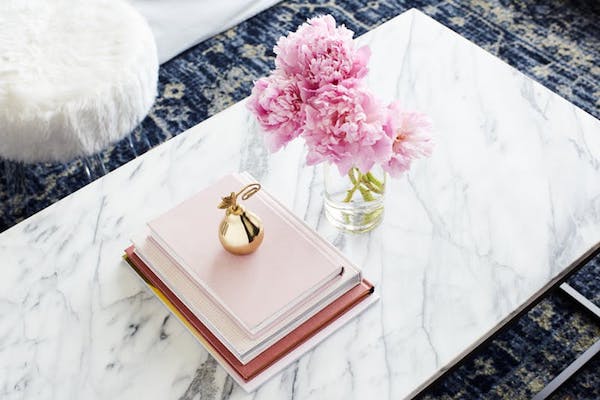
[129,0,282,64]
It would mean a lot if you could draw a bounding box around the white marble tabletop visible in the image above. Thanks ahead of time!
[1,9,600,400]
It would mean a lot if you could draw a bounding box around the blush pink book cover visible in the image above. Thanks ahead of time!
[124,246,374,382]
[148,173,344,335]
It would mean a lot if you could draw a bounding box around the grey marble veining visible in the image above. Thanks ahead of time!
[1,9,600,400]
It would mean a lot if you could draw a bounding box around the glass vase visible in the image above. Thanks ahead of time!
[323,163,386,233]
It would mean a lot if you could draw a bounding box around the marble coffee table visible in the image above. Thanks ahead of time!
[1,9,599,400]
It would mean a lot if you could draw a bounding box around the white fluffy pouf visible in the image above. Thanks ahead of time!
[0,0,158,163]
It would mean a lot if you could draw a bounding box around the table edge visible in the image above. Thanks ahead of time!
[406,240,600,399]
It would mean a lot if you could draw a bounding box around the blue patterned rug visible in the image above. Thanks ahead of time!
[2,0,599,398]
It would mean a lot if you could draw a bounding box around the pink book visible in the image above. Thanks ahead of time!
[148,173,347,337]
[124,246,374,382]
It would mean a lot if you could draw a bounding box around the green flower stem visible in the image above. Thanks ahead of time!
[358,185,375,201]
[348,167,359,185]
[366,172,384,192]
[360,175,381,194]
[343,185,359,202]
[343,168,362,202]
[343,167,384,203]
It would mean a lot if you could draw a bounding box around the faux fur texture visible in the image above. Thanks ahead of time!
[0,0,158,162]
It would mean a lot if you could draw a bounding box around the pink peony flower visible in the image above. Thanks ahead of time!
[247,14,434,180]
[303,81,392,174]
[274,15,370,91]
[247,72,304,152]
[382,101,433,177]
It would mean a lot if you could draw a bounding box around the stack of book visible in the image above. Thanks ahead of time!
[124,172,377,391]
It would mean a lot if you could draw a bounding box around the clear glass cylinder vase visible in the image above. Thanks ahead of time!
[323,163,386,233]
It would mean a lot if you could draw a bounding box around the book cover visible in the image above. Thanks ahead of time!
[148,173,352,336]
[124,246,374,382]
[132,234,361,363]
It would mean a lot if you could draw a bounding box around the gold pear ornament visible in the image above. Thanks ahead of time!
[218,183,264,255]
